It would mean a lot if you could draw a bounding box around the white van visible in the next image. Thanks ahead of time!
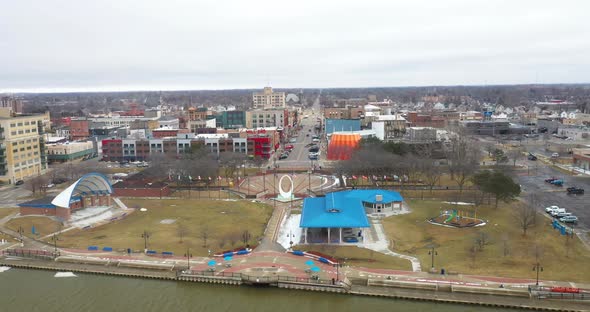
[545,205,560,213]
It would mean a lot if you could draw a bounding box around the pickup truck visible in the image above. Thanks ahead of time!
[567,187,584,195]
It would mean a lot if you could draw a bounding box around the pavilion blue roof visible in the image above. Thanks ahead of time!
[300,189,403,228]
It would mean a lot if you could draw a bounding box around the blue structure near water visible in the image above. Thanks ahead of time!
[300,189,403,244]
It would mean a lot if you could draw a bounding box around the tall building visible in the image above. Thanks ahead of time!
[0,96,24,114]
[0,108,50,184]
[252,87,285,109]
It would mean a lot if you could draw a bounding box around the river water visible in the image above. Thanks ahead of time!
[0,269,515,312]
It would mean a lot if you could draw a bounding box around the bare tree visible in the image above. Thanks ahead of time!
[501,233,510,256]
[241,230,251,246]
[201,226,209,248]
[445,136,479,197]
[514,200,536,236]
[219,152,246,180]
[420,159,442,194]
[507,147,525,167]
[25,175,48,195]
[177,222,189,243]
[475,231,491,251]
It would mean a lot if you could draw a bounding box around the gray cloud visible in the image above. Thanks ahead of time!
[1,0,589,92]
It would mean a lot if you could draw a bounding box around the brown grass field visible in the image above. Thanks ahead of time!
[382,200,590,282]
[58,198,273,256]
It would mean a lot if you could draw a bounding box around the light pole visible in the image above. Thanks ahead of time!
[308,169,312,196]
[51,234,59,258]
[184,248,193,271]
[141,230,150,253]
[533,262,543,286]
[287,230,295,249]
[17,226,24,247]
[428,246,438,270]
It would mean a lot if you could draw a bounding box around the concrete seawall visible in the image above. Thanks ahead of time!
[1,258,587,312]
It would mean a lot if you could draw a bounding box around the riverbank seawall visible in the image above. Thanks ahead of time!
[1,257,587,312]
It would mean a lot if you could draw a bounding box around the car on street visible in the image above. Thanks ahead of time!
[560,216,578,223]
[528,153,537,161]
[289,138,297,143]
[545,177,558,183]
[567,187,584,195]
[545,205,560,213]
[15,180,24,185]
[312,138,320,143]
[279,154,288,160]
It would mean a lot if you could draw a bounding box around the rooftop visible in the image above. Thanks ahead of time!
[300,189,403,228]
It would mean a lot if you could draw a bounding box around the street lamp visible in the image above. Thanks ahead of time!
[533,262,543,286]
[17,226,24,247]
[428,247,438,270]
[51,234,59,258]
[141,230,150,252]
[184,248,193,271]
[287,230,295,249]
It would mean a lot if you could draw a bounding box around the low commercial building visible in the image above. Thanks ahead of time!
[573,148,590,171]
[371,115,407,141]
[460,120,510,135]
[47,141,94,163]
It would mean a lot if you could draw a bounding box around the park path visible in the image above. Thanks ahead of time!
[363,218,422,272]
[256,200,288,252]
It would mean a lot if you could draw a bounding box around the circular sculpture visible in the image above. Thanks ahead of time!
[278,175,294,199]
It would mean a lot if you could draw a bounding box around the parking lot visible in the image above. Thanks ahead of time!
[516,159,590,231]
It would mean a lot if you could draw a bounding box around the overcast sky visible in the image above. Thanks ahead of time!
[1,0,589,92]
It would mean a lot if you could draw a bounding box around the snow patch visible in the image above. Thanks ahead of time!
[0,266,11,272]
[54,272,77,278]
[277,214,302,249]
[443,201,475,206]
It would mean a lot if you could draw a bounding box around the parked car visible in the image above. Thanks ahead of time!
[45,183,55,188]
[544,177,557,183]
[289,138,297,143]
[279,154,288,160]
[15,180,24,186]
[551,152,559,158]
[560,216,578,224]
[567,187,584,195]
[545,205,560,213]
[527,153,537,161]
[550,208,566,217]
[550,179,563,186]
[312,138,320,143]
[555,212,572,218]
[52,177,68,184]
[285,144,294,150]
[309,147,319,153]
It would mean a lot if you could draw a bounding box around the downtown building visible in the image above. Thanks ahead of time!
[252,87,286,109]
[101,129,281,162]
[0,108,50,184]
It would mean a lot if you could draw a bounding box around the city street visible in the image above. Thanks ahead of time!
[275,95,323,169]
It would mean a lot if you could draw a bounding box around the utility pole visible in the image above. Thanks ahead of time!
[17,226,24,247]
[51,234,59,258]
[141,230,150,253]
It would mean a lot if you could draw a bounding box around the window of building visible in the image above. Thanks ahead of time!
[17,122,23,126]
[11,131,16,136]
[10,123,15,127]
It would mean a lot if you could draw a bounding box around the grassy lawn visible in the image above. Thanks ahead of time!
[5,216,61,238]
[382,200,590,282]
[294,245,412,271]
[0,208,18,219]
[59,198,273,256]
